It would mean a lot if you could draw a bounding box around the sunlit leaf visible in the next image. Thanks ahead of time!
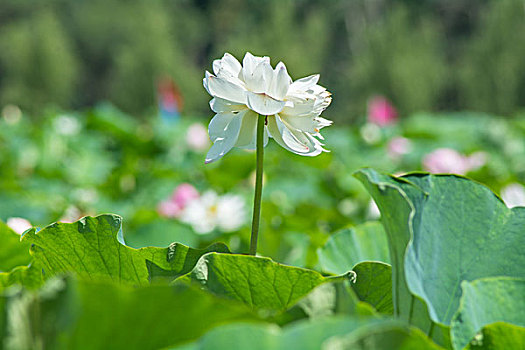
[318,222,390,275]
[0,220,31,272]
[351,262,393,315]
[355,169,525,329]
[451,277,525,350]
[188,253,349,312]
[5,215,228,289]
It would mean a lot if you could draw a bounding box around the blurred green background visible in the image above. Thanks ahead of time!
[1,0,524,122]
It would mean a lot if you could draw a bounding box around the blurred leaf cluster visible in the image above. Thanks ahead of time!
[0,0,524,121]
[2,105,525,267]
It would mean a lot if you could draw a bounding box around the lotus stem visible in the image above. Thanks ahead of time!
[249,114,265,256]
[408,295,415,325]
[428,322,435,338]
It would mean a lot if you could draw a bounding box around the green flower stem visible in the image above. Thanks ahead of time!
[249,114,265,256]
[427,322,435,338]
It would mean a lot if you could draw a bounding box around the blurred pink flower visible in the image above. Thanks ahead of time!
[465,151,487,171]
[186,123,210,151]
[368,96,397,126]
[171,183,199,208]
[157,200,182,218]
[158,183,200,218]
[387,137,412,160]
[423,148,487,175]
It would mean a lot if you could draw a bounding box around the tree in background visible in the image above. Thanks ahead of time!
[343,2,448,118]
[0,0,523,122]
[459,0,525,115]
[0,9,78,112]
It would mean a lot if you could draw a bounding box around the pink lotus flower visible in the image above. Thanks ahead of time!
[158,183,200,218]
[157,201,182,218]
[423,148,487,175]
[368,96,397,127]
[186,123,210,151]
[387,137,412,160]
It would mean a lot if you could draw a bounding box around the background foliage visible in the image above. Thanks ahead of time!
[2,106,525,264]
[0,0,524,121]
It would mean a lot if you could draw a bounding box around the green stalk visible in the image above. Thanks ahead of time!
[408,295,415,325]
[249,114,265,256]
[428,322,435,338]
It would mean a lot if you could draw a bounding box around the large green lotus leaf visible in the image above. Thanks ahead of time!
[177,317,442,350]
[402,175,525,326]
[325,320,444,350]
[0,263,43,291]
[351,262,393,315]
[318,222,390,275]
[0,220,31,272]
[355,169,525,327]
[188,253,347,312]
[17,214,229,287]
[451,277,525,350]
[465,322,525,350]
[2,276,256,350]
[353,169,434,332]
[284,278,378,323]
[177,317,385,350]
[145,242,230,283]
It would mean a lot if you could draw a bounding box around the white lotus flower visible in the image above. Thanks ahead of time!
[6,217,32,235]
[203,52,332,163]
[501,183,525,208]
[180,190,246,234]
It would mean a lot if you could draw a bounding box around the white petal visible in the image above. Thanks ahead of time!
[316,117,333,128]
[205,71,246,104]
[213,55,246,88]
[246,92,285,115]
[209,97,246,113]
[280,107,333,134]
[309,84,328,95]
[242,53,269,73]
[223,53,242,74]
[267,115,324,156]
[281,98,317,117]
[205,115,243,164]
[244,62,268,93]
[242,53,269,82]
[267,115,302,153]
[203,75,210,94]
[261,63,274,92]
[235,110,258,148]
[289,74,319,92]
[234,113,269,149]
[242,52,257,77]
[212,60,221,76]
[280,114,318,133]
[283,84,332,117]
[208,112,236,142]
[213,53,242,77]
[282,127,322,156]
[267,62,291,100]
